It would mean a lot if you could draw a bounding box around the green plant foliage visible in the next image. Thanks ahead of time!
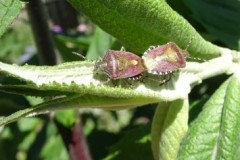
[0,92,30,116]
[67,0,222,59]
[0,60,187,100]
[55,110,77,128]
[183,0,240,50]
[0,0,240,159]
[0,118,42,159]
[0,22,35,63]
[86,27,116,60]
[178,75,240,159]
[103,124,153,160]
[39,123,69,160]
[151,99,188,160]
[0,49,237,126]
[0,0,23,38]
[54,34,92,62]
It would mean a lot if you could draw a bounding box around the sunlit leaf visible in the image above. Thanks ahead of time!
[0,0,23,38]
[178,75,240,159]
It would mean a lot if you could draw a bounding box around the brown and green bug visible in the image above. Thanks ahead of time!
[142,42,187,75]
[142,42,187,84]
[94,42,188,85]
[94,47,145,80]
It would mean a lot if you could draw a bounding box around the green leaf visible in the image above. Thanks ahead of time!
[67,0,221,59]
[0,22,35,63]
[86,27,116,60]
[0,119,41,160]
[151,98,189,160]
[0,84,70,97]
[0,53,235,126]
[1,52,235,102]
[0,60,194,101]
[183,0,240,50]
[103,124,153,160]
[0,91,30,116]
[178,75,240,159]
[55,34,92,62]
[0,0,23,38]
[55,110,77,128]
[0,94,159,126]
[39,122,68,160]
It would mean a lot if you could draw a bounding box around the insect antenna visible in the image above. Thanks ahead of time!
[184,38,206,62]
[72,52,87,60]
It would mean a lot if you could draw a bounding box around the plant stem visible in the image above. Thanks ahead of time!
[54,119,92,160]
[45,0,78,32]
[183,48,237,86]
[26,1,92,159]
[26,0,57,65]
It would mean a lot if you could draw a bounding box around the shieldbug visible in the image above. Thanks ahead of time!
[94,47,145,80]
[142,42,187,75]
[142,42,187,84]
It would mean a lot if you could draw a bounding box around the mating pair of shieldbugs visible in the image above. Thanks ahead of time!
[94,42,187,85]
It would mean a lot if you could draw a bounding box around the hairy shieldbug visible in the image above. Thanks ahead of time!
[94,47,145,80]
[142,42,187,75]
[142,42,187,84]
[94,42,188,86]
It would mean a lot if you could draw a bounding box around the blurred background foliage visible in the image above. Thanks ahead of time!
[0,0,239,159]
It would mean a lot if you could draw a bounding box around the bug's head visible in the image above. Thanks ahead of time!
[94,58,106,72]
